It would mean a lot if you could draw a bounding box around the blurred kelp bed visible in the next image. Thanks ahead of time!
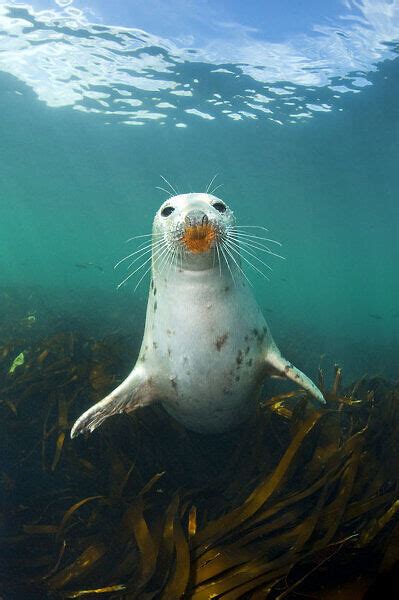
[1,288,399,600]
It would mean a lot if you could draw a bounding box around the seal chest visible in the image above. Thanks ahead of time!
[71,193,324,438]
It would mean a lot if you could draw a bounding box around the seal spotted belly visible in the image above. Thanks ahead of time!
[71,193,324,437]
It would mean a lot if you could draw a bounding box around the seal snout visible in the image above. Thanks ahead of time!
[185,210,209,228]
[182,209,217,254]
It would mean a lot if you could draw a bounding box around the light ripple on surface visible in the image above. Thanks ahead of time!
[0,1,399,126]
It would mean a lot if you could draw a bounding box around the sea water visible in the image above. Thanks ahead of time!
[0,0,398,384]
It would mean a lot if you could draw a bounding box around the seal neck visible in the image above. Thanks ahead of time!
[152,250,244,287]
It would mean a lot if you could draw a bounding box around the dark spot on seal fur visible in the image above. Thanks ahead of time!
[215,332,229,351]
[171,378,178,391]
[153,286,157,296]
[154,301,158,312]
[223,285,230,293]
[153,341,158,350]
[167,347,172,357]
[247,358,253,367]
[245,346,250,355]
[235,375,240,382]
[252,327,267,344]
[150,279,154,290]
[236,350,243,367]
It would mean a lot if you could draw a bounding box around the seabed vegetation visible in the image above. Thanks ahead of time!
[1,315,399,599]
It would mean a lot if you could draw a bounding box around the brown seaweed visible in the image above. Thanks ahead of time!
[1,322,398,599]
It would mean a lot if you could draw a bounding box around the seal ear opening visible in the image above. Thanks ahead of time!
[264,350,325,406]
[70,366,155,438]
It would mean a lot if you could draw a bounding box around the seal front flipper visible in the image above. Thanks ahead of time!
[264,348,325,405]
[70,365,155,438]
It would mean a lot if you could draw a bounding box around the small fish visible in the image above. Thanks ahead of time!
[75,262,104,272]
[368,314,383,320]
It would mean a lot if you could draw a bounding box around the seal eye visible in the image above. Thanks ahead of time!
[213,202,226,213]
[161,206,175,217]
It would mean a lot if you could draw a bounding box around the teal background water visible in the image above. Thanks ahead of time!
[0,1,398,384]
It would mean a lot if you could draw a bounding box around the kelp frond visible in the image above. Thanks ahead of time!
[1,326,398,599]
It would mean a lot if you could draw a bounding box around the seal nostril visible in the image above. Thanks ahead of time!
[185,210,208,227]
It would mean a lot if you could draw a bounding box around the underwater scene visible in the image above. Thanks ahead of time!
[1,0,399,598]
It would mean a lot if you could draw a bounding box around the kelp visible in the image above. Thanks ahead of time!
[1,322,399,600]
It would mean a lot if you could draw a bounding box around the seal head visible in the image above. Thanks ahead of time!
[71,193,324,437]
[153,192,234,271]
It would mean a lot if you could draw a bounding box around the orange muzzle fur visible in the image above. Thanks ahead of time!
[182,223,217,253]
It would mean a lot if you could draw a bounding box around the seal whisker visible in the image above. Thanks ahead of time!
[206,173,219,194]
[163,244,173,276]
[159,235,176,275]
[176,246,182,272]
[126,247,154,270]
[229,225,270,232]
[224,239,270,282]
[158,243,173,277]
[167,245,177,276]
[126,233,161,243]
[215,242,222,277]
[219,243,236,286]
[154,243,175,280]
[134,262,154,292]
[168,245,178,275]
[156,186,173,197]
[135,238,156,251]
[115,239,165,270]
[118,242,167,288]
[225,237,273,272]
[134,244,170,292]
[170,241,178,270]
[126,242,166,271]
[115,243,156,269]
[222,241,253,287]
[210,183,224,195]
[228,235,286,260]
[117,253,155,289]
[227,231,283,247]
[160,175,179,196]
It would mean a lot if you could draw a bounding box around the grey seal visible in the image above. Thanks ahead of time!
[71,193,324,437]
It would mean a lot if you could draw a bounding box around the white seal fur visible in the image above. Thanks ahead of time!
[71,193,324,437]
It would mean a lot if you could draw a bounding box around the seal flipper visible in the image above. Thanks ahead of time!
[71,365,155,438]
[265,349,325,405]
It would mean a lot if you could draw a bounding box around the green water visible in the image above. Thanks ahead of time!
[0,5,398,385]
